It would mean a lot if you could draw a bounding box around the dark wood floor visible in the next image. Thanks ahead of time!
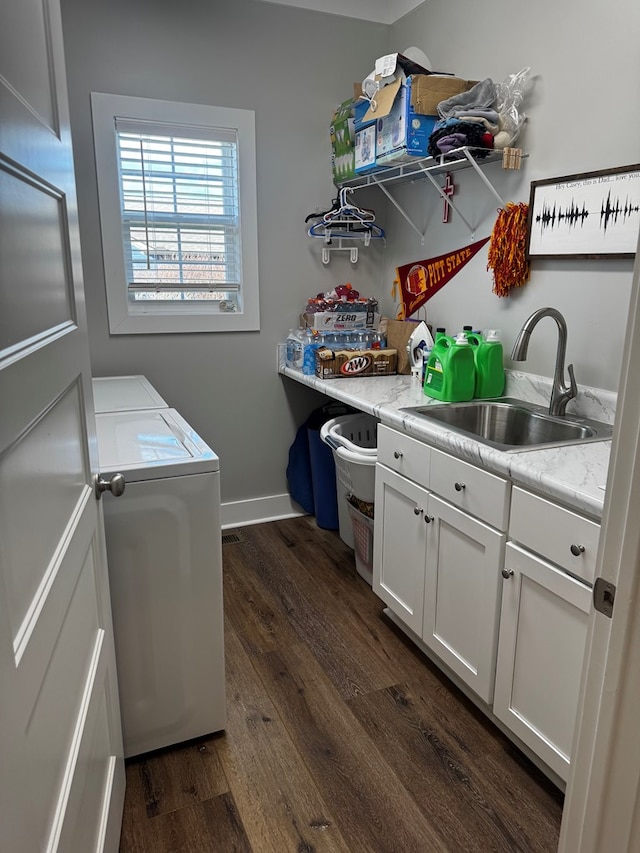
[119,516,564,852]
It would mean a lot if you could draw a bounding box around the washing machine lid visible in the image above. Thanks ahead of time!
[96,408,219,480]
[92,375,169,413]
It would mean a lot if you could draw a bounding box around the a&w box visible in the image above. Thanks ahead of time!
[315,347,397,379]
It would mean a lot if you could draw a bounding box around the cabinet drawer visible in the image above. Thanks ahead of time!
[509,487,600,584]
[429,447,510,530]
[378,424,431,482]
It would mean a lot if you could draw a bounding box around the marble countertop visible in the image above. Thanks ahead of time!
[279,361,615,520]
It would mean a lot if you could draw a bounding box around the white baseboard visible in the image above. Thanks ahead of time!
[221,493,305,529]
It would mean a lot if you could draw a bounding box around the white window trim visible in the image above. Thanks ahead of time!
[91,92,260,334]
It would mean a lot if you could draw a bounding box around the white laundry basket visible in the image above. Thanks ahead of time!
[320,413,378,550]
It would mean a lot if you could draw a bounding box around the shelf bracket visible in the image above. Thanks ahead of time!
[420,169,476,234]
[370,174,426,243]
[460,148,506,207]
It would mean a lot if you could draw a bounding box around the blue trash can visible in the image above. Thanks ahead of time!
[307,412,339,529]
[287,404,352,530]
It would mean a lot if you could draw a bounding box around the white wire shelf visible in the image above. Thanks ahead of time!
[337,146,529,243]
[339,147,524,189]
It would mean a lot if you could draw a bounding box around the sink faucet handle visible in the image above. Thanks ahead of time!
[567,363,578,400]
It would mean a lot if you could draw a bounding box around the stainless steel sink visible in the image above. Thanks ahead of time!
[400,397,614,452]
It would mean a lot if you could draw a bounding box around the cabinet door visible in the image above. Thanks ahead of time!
[494,543,591,782]
[373,465,429,635]
[423,495,505,704]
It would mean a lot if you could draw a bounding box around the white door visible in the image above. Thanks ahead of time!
[0,1,125,851]
[558,233,640,849]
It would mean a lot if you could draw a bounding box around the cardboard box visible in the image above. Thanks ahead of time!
[329,87,370,184]
[355,122,378,173]
[363,74,476,124]
[354,98,370,128]
[301,311,381,331]
[358,74,477,168]
[330,98,356,183]
[410,74,478,116]
[315,347,397,379]
[375,76,438,166]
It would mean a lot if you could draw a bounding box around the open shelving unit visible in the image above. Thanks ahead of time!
[339,146,528,243]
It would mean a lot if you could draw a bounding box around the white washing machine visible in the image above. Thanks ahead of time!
[92,374,169,413]
[96,407,225,758]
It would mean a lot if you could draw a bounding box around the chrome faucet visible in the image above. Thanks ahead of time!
[511,307,578,416]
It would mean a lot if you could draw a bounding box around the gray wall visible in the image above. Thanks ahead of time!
[60,0,388,507]
[60,0,638,511]
[388,0,639,390]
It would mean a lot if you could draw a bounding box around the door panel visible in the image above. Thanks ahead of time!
[0,164,74,353]
[11,488,94,726]
[0,381,87,641]
[373,465,428,635]
[423,495,505,704]
[494,543,591,782]
[0,0,125,849]
[57,673,120,853]
[24,528,103,846]
[0,0,60,132]
[432,517,487,670]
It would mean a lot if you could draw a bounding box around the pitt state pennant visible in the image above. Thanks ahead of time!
[394,237,490,319]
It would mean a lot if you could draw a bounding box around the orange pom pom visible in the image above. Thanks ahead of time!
[487,202,531,297]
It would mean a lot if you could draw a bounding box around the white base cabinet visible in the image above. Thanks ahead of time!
[373,425,508,704]
[373,427,600,785]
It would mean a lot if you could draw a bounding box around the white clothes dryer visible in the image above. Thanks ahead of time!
[96,407,225,758]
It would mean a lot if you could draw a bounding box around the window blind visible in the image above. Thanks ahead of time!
[115,118,242,303]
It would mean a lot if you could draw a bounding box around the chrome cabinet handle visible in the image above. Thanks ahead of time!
[413,506,423,516]
[454,481,466,492]
[424,514,434,524]
[394,450,403,459]
[501,568,514,579]
[570,544,585,556]
[95,472,126,500]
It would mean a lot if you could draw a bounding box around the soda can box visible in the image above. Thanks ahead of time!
[315,347,397,379]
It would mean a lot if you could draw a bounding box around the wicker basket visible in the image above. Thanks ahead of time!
[347,501,374,585]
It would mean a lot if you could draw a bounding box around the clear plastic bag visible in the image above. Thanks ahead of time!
[493,67,532,149]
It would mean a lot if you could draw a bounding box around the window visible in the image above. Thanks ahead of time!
[91,93,259,333]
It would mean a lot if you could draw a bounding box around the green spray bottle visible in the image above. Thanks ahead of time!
[467,330,505,398]
[423,332,475,402]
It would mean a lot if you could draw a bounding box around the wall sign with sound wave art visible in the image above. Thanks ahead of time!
[526,164,640,259]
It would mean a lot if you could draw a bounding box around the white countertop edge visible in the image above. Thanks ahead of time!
[279,363,613,520]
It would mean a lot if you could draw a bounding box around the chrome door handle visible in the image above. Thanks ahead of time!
[394,450,403,459]
[95,472,126,500]
[454,481,466,492]
[501,568,514,579]
[570,544,585,556]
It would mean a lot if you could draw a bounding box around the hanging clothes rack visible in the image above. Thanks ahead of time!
[306,187,385,264]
